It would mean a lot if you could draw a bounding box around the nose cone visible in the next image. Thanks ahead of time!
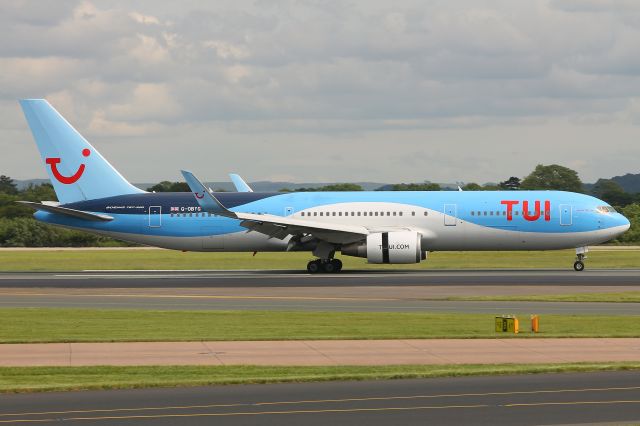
[620,214,631,232]
[609,213,631,238]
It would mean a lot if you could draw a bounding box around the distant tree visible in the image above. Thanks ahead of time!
[498,176,521,190]
[482,183,500,190]
[147,181,190,192]
[461,183,483,191]
[591,179,634,207]
[319,183,363,191]
[21,183,57,202]
[0,175,18,195]
[520,164,583,193]
[282,183,364,192]
[615,203,640,244]
[390,182,441,191]
[591,179,623,198]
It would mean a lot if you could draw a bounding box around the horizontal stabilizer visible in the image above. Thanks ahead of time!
[17,201,114,222]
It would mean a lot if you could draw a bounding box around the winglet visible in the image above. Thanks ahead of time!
[229,173,253,192]
[180,170,237,219]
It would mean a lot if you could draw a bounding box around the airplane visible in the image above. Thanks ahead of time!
[18,99,630,273]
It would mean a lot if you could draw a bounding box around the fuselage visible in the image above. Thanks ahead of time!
[36,190,630,253]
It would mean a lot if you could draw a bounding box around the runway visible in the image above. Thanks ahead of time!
[2,269,640,288]
[1,371,639,425]
[0,270,639,314]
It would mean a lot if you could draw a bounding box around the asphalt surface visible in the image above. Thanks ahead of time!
[2,269,640,288]
[1,371,639,425]
[0,270,639,314]
[1,291,639,314]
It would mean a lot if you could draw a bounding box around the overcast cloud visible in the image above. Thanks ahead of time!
[2,0,640,184]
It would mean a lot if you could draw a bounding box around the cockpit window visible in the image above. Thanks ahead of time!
[597,205,617,213]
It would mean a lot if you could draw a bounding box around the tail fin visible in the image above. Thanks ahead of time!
[19,99,145,204]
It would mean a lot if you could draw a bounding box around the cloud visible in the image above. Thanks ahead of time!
[1,0,640,184]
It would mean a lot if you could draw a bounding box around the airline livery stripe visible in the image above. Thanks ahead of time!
[382,232,390,264]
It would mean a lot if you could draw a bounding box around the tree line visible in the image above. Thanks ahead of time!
[1,163,638,246]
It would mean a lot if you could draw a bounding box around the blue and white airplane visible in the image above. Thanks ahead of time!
[19,99,630,273]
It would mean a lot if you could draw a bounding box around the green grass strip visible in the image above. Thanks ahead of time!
[0,249,639,271]
[2,308,640,343]
[2,363,640,393]
[450,292,640,303]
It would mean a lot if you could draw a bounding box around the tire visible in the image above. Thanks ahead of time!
[330,259,343,272]
[322,261,336,273]
[307,260,321,274]
[573,261,585,272]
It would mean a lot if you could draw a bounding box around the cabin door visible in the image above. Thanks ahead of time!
[444,204,457,226]
[149,206,162,227]
[559,204,572,226]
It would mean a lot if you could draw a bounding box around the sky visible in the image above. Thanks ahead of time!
[2,0,640,185]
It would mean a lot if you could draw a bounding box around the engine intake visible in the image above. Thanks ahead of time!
[341,231,423,264]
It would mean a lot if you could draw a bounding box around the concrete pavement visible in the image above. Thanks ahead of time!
[1,338,639,367]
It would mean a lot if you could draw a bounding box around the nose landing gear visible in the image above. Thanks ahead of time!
[307,258,343,274]
[573,247,588,271]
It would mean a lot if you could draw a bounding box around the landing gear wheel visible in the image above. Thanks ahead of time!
[573,261,585,272]
[322,261,336,273]
[307,260,321,274]
[330,259,343,272]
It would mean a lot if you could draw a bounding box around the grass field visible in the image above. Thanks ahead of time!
[2,363,640,393]
[2,308,640,343]
[0,248,639,271]
[453,292,640,303]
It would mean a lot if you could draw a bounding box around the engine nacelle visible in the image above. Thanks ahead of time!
[341,231,423,264]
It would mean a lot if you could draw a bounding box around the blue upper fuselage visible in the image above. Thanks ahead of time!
[35,190,630,239]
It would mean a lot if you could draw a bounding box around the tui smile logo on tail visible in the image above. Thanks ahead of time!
[46,148,90,184]
[194,191,205,199]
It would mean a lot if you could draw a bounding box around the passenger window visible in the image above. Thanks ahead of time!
[387,212,390,216]
[471,211,474,216]
[357,212,361,216]
[339,212,342,216]
[424,211,428,216]
[412,212,415,216]
[351,212,355,216]
[332,212,336,216]
[393,212,397,216]
[490,212,493,216]
[399,212,403,216]
[301,212,305,216]
[320,212,323,216]
[313,212,317,216]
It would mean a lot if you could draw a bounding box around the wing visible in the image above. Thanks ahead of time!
[181,170,368,244]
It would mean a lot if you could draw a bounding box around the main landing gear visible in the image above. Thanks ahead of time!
[306,241,342,273]
[573,246,588,272]
[307,258,343,274]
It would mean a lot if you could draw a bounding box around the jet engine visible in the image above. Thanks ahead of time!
[341,231,424,264]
